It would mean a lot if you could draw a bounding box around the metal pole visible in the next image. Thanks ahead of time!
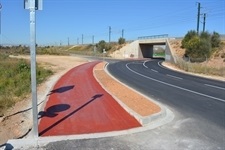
[30,0,38,138]
[203,13,206,32]
[109,26,111,43]
[197,2,201,34]
[0,3,2,35]
[122,29,124,38]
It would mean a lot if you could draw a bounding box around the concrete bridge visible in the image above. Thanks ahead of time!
[111,34,175,63]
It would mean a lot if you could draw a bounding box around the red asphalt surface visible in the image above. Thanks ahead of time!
[38,61,141,136]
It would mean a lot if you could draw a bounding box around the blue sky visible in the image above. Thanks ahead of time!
[0,0,224,46]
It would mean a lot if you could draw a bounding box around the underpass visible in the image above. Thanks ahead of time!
[111,34,175,63]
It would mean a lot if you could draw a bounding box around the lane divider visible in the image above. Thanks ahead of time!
[204,84,225,91]
[166,74,183,80]
[126,63,225,103]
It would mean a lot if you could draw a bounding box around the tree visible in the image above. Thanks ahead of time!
[118,37,126,45]
[211,31,221,48]
[96,40,111,52]
[181,30,198,48]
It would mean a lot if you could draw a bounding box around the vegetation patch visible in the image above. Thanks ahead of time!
[0,54,53,116]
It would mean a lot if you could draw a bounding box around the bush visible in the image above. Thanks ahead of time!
[211,31,221,48]
[118,37,126,45]
[181,30,198,48]
[96,40,111,52]
[182,30,221,61]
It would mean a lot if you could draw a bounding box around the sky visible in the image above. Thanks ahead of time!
[0,0,224,46]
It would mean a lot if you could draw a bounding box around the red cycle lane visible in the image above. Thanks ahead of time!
[38,61,141,136]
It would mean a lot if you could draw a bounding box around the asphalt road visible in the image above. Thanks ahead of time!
[45,59,225,150]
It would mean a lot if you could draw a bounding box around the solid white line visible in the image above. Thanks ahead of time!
[143,60,149,68]
[126,63,225,103]
[204,84,225,91]
[166,74,183,80]
[151,69,158,73]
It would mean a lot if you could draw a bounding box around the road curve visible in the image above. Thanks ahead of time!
[107,59,225,148]
[38,61,141,136]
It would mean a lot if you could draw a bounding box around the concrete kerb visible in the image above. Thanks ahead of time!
[3,61,174,150]
[100,62,167,126]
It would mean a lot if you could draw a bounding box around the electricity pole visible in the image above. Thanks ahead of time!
[122,29,124,38]
[196,2,201,34]
[68,37,69,46]
[82,34,83,45]
[0,3,2,48]
[109,26,111,43]
[203,13,206,32]
[92,35,94,45]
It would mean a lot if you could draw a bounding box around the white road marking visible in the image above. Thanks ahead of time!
[151,69,158,73]
[126,63,225,103]
[204,84,225,91]
[166,74,183,80]
[143,60,149,68]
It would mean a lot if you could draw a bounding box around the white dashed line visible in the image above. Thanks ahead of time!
[126,63,225,103]
[151,69,158,73]
[204,84,225,90]
[166,74,183,80]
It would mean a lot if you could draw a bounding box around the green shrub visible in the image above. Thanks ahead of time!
[181,30,198,48]
[118,37,126,45]
[211,31,221,48]
[96,40,111,52]
[182,30,220,61]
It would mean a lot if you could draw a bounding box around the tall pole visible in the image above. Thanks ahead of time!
[30,0,38,138]
[122,29,124,38]
[92,35,94,45]
[82,34,83,45]
[68,37,69,46]
[0,3,2,35]
[0,3,2,48]
[196,2,201,34]
[203,13,206,32]
[77,38,79,45]
[109,26,111,43]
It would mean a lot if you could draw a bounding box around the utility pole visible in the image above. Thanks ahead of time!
[122,29,124,38]
[92,35,94,45]
[77,38,79,45]
[203,13,206,32]
[196,2,201,34]
[68,37,69,46]
[109,26,111,43]
[82,34,83,45]
[0,3,2,35]
[0,3,2,48]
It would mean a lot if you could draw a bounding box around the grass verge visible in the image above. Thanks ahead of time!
[0,54,53,116]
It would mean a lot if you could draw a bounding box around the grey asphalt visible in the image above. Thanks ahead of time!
[3,59,225,150]
[41,59,225,150]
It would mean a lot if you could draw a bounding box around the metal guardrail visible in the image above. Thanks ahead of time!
[138,34,168,40]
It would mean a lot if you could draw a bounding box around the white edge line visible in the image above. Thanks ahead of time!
[126,63,225,103]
